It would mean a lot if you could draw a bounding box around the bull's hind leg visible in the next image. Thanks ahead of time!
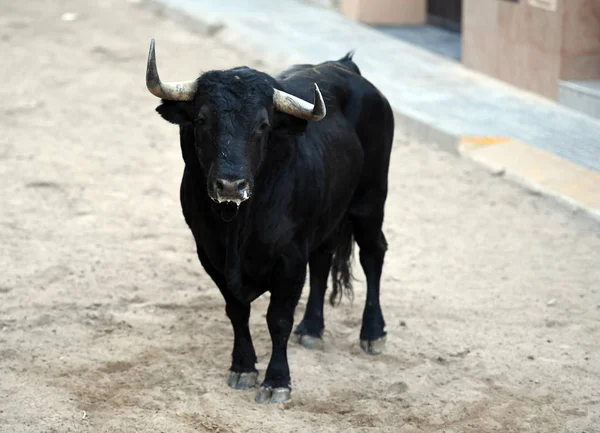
[350,205,388,355]
[293,249,333,349]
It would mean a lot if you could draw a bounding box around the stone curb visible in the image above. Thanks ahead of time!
[459,138,600,224]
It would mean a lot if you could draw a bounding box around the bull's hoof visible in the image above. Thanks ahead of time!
[255,386,291,404]
[296,333,324,350]
[360,336,386,355]
[228,371,258,389]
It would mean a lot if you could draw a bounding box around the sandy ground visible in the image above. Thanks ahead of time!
[1,1,600,432]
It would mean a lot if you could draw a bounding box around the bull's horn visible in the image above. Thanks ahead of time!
[146,38,197,101]
[272,84,326,121]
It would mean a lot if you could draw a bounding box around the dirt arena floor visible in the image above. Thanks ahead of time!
[1,1,599,432]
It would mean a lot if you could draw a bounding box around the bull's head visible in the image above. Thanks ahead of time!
[146,39,325,218]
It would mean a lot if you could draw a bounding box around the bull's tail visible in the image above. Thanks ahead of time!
[329,217,355,306]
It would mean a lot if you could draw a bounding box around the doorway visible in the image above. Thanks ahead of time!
[372,0,463,62]
[427,0,462,33]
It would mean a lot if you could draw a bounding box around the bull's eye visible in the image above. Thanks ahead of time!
[195,116,206,127]
[258,122,270,132]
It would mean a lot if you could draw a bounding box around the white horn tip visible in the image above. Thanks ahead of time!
[312,83,326,120]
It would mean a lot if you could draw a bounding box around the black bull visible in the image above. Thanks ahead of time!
[146,40,394,403]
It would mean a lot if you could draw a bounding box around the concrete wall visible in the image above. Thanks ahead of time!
[340,0,426,25]
[463,0,600,100]
[560,0,600,81]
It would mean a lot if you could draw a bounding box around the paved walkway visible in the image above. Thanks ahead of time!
[375,24,462,62]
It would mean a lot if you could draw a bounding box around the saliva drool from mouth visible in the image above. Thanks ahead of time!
[215,187,248,222]
[219,200,240,222]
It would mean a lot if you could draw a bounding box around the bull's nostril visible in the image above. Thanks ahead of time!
[214,179,225,194]
[237,180,248,194]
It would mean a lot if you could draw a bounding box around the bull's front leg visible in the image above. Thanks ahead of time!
[224,295,259,389]
[196,249,258,389]
[255,251,306,403]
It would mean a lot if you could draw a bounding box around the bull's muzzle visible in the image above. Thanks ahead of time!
[213,178,251,205]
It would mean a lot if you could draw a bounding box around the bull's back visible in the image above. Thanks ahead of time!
[277,55,394,245]
[278,55,394,160]
[289,56,394,194]
[341,73,394,195]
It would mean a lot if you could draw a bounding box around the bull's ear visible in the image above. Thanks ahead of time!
[155,100,193,125]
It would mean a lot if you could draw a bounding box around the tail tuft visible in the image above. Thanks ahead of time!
[339,50,356,62]
[337,50,361,76]
[329,218,355,306]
